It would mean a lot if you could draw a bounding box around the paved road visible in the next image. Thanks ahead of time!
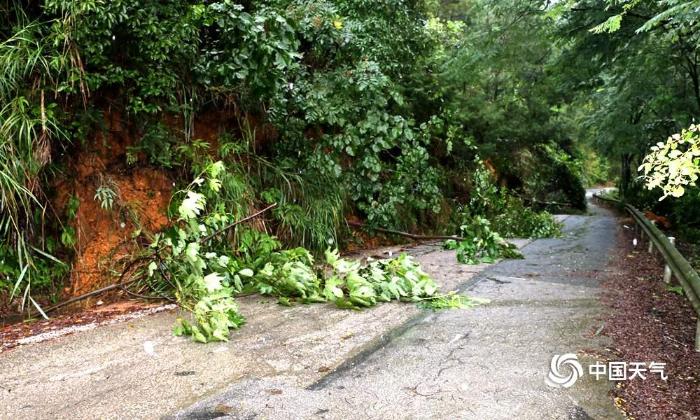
[174,201,622,419]
[1,198,622,419]
[1,239,493,419]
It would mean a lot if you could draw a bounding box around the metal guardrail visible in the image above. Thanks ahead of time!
[594,193,700,351]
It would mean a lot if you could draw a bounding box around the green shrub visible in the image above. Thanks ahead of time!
[444,217,523,265]
[460,164,562,239]
[491,197,562,239]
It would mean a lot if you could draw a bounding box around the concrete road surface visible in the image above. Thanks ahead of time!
[1,199,622,419]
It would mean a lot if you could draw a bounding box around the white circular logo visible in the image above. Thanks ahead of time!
[546,353,583,388]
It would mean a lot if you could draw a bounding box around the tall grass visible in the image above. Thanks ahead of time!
[211,123,346,253]
[0,11,74,312]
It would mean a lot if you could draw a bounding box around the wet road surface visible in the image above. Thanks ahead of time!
[174,201,622,419]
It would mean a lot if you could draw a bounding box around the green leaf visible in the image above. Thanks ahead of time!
[590,14,622,34]
[203,272,224,292]
[148,261,158,277]
[178,191,206,220]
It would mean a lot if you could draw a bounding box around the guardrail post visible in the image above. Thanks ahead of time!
[648,236,654,254]
[664,237,676,284]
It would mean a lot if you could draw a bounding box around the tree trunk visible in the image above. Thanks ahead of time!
[619,153,633,199]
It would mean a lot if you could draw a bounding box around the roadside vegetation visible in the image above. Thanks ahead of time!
[556,1,700,242]
[2,0,635,338]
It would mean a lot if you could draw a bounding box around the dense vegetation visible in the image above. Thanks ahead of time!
[3,0,633,331]
[551,1,700,233]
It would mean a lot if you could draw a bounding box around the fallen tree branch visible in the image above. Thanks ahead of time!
[43,255,151,314]
[199,203,277,243]
[519,196,574,208]
[42,205,277,315]
[346,221,466,241]
[43,282,130,314]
